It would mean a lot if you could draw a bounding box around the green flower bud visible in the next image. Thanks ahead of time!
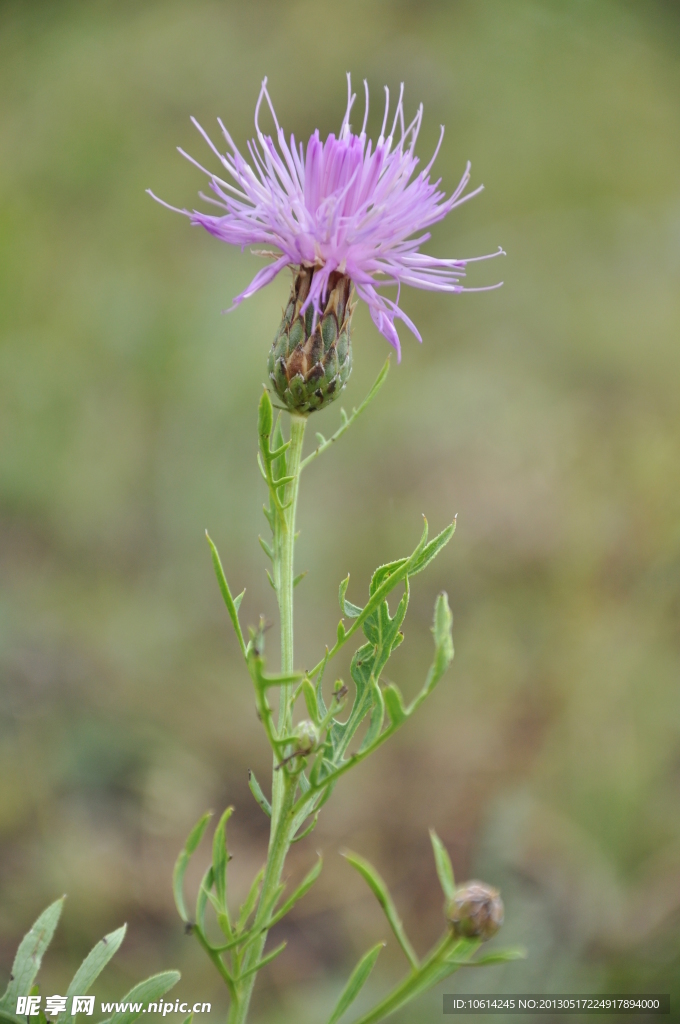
[268,267,353,415]
[447,881,504,941]
[294,719,320,756]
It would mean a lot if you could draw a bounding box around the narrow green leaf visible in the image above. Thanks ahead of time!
[258,536,273,560]
[173,812,213,923]
[383,684,408,726]
[59,926,126,1024]
[0,1009,24,1024]
[234,589,245,612]
[291,812,319,843]
[213,811,233,917]
[293,571,307,588]
[206,533,246,656]
[269,441,291,460]
[237,867,265,933]
[429,830,455,903]
[339,576,363,618]
[301,678,320,724]
[342,852,419,970]
[239,941,286,979]
[265,568,276,591]
[450,947,526,967]
[358,680,384,754]
[408,520,456,578]
[300,359,390,472]
[106,972,180,1024]
[409,592,454,713]
[266,855,323,928]
[258,389,273,450]
[326,942,385,1024]
[337,620,346,643]
[0,898,64,1008]
[248,770,271,817]
[196,865,214,935]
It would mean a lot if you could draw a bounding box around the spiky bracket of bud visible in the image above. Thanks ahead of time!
[268,267,353,415]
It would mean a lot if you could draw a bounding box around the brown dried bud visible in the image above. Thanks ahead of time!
[447,881,504,941]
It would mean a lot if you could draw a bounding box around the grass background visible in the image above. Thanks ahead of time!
[1,0,680,1020]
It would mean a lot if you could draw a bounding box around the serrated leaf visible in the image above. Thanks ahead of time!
[105,971,180,1024]
[429,830,455,903]
[173,812,213,923]
[248,770,271,817]
[266,856,322,928]
[0,898,64,1009]
[326,941,385,1024]
[342,852,419,970]
[206,533,246,656]
[59,926,126,1024]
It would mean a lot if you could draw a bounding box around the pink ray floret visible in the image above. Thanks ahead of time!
[149,76,503,360]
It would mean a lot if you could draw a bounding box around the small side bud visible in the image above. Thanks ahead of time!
[294,720,320,756]
[446,881,504,941]
[268,267,353,414]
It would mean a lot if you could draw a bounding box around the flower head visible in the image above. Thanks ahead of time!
[150,76,503,361]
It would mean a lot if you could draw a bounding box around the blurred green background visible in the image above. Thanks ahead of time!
[2,0,680,1020]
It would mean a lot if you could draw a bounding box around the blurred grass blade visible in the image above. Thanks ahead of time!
[342,852,419,969]
[0,897,64,1008]
[429,830,455,902]
[326,941,385,1024]
[173,811,213,923]
[60,925,127,1024]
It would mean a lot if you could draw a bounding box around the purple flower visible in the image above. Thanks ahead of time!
[149,76,503,361]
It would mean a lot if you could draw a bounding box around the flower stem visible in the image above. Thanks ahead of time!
[278,414,306,719]
[229,413,307,1024]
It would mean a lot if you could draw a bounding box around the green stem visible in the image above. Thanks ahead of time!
[229,413,307,1024]
[349,934,460,1024]
[278,414,306,720]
